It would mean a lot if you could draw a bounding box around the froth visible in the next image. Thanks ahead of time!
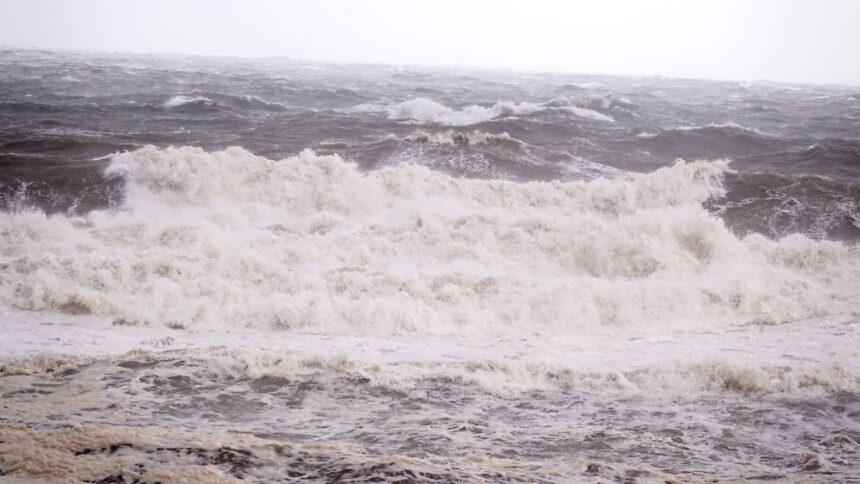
[1,146,858,334]
[402,130,521,146]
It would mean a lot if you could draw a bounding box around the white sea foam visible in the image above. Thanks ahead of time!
[1,145,858,336]
[162,95,215,108]
[2,309,856,397]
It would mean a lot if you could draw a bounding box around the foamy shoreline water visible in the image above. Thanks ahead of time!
[2,310,859,482]
[2,309,859,397]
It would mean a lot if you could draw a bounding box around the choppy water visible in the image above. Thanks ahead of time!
[1,48,859,482]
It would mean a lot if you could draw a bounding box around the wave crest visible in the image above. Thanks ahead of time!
[385,98,540,125]
[354,97,616,125]
[162,94,286,111]
[162,95,214,108]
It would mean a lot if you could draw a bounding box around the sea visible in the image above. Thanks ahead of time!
[0,48,859,483]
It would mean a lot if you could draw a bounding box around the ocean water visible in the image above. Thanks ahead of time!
[0,48,859,482]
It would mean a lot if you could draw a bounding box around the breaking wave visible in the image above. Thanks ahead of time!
[1,145,858,334]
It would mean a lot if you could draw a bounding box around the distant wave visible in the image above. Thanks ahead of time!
[629,121,787,158]
[352,97,615,125]
[162,95,215,108]
[546,93,633,107]
[556,106,616,122]
[162,94,286,111]
[672,122,771,136]
[633,122,774,139]
[230,94,288,111]
[556,81,609,91]
[384,98,540,125]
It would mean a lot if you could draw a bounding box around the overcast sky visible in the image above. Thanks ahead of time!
[1,0,858,85]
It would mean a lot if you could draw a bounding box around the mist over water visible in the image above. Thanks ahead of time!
[1,48,859,482]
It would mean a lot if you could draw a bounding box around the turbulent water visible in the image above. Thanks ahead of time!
[0,48,859,482]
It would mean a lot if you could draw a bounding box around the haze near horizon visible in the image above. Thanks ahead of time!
[1,0,859,86]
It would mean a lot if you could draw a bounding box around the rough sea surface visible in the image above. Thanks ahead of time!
[1,48,859,482]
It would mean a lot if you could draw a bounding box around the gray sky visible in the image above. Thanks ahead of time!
[1,0,859,85]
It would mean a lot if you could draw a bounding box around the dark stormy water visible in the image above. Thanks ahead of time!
[1,48,859,482]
